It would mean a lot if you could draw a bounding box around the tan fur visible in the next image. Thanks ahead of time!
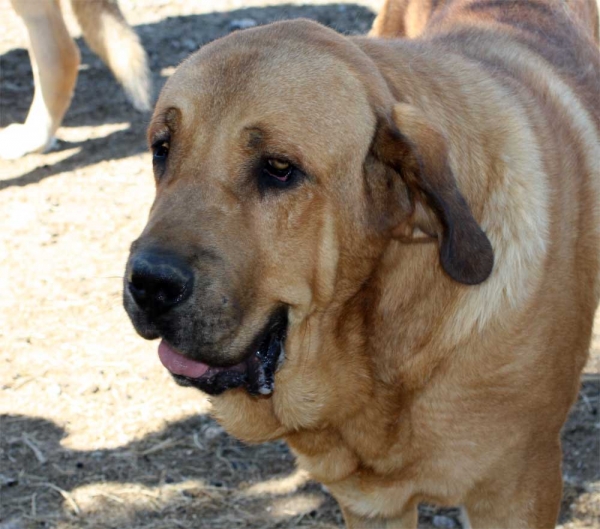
[130,2,600,527]
[0,0,150,159]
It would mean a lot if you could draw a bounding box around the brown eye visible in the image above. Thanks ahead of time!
[258,156,304,193]
[266,158,292,181]
[153,141,169,162]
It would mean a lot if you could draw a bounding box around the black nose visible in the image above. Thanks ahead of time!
[128,251,193,316]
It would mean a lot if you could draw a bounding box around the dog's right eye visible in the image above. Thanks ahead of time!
[152,141,169,163]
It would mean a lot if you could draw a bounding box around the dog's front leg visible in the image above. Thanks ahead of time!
[462,441,563,529]
[1,0,80,159]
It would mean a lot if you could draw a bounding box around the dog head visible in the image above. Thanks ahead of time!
[123,19,492,432]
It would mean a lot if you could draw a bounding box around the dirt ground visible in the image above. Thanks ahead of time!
[0,1,598,528]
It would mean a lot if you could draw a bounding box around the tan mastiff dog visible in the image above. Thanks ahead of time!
[0,0,150,159]
[123,1,600,527]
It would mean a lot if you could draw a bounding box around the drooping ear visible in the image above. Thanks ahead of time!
[373,103,494,285]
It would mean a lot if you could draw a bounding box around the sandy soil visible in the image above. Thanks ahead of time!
[0,1,598,528]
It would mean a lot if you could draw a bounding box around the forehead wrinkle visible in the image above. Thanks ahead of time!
[243,126,264,150]
[147,107,181,146]
[147,112,169,145]
[239,121,298,156]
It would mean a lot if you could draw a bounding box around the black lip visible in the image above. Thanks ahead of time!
[172,308,288,396]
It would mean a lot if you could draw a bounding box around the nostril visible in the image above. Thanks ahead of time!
[162,278,189,304]
[131,273,147,292]
[128,277,147,303]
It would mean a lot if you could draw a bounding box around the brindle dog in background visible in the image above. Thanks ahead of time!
[123,0,600,527]
[370,0,599,42]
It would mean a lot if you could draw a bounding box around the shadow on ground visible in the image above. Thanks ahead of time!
[0,3,375,191]
[0,411,341,529]
[1,378,598,528]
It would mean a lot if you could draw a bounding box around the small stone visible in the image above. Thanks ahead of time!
[0,474,18,488]
[203,424,224,440]
[229,19,257,31]
[182,38,197,51]
[0,518,26,529]
[47,383,62,396]
[433,515,457,529]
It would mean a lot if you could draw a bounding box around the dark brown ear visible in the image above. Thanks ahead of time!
[373,103,494,285]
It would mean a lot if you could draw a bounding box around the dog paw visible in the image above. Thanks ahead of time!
[0,123,55,159]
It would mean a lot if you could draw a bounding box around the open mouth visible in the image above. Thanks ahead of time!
[157,309,288,396]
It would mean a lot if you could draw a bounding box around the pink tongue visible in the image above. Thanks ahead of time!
[158,340,210,378]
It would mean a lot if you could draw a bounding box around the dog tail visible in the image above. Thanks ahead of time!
[70,0,151,111]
